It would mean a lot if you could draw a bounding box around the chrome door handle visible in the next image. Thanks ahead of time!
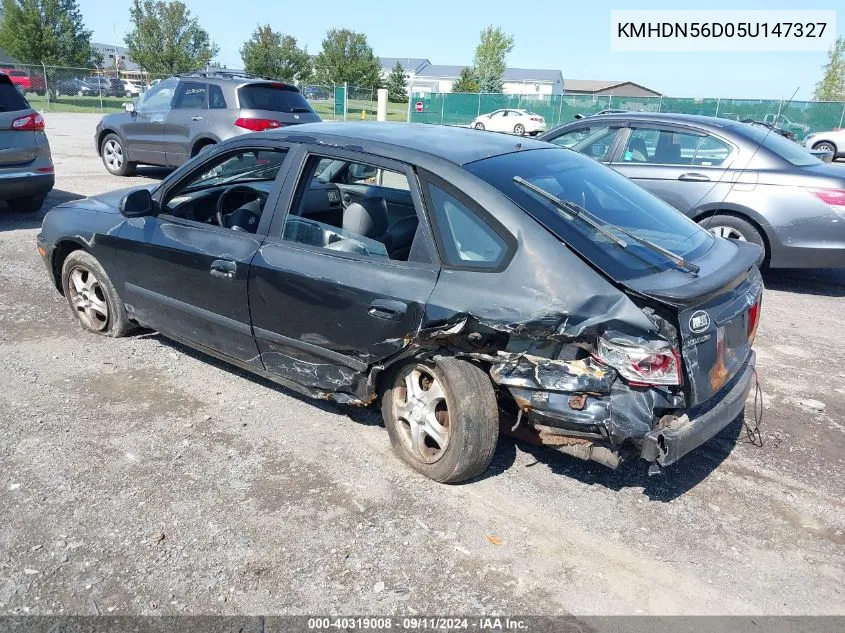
[210,259,236,279]
[191,116,204,121]
[678,172,710,182]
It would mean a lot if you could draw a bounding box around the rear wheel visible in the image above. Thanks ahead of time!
[812,141,836,155]
[100,133,136,176]
[382,357,499,483]
[7,196,44,213]
[513,123,525,135]
[699,214,766,261]
[474,122,485,130]
[61,250,134,337]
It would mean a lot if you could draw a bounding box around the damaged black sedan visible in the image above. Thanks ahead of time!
[37,122,762,483]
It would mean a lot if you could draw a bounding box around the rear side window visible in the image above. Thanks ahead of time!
[427,184,507,268]
[239,84,313,113]
[0,79,29,111]
[209,84,227,109]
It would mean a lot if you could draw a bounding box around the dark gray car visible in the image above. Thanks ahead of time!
[94,71,321,176]
[0,72,54,212]
[541,112,845,269]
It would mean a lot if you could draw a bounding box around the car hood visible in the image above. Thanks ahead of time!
[97,111,135,130]
[59,184,156,214]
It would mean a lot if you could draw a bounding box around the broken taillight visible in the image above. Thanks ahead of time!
[595,335,682,386]
[747,299,761,344]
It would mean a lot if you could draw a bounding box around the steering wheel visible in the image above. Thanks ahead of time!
[216,184,260,228]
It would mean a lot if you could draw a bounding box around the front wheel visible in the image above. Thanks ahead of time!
[61,250,135,337]
[474,122,485,130]
[100,133,136,176]
[382,357,499,483]
[699,214,766,263]
[513,123,525,135]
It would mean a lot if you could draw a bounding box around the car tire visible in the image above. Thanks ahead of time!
[61,250,135,338]
[514,123,525,135]
[382,357,499,484]
[100,133,136,176]
[474,122,485,130]
[812,140,837,155]
[699,214,766,261]
[7,196,45,213]
[193,141,216,157]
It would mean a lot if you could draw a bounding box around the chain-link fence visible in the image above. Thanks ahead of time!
[407,92,845,136]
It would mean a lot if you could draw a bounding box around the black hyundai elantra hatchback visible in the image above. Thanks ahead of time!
[37,122,762,483]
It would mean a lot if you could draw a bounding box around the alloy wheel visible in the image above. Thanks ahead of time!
[67,266,109,331]
[514,124,525,135]
[708,225,747,241]
[103,139,124,171]
[815,142,835,153]
[393,366,451,464]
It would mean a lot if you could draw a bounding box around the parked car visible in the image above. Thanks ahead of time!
[541,112,845,268]
[574,108,630,120]
[0,67,46,96]
[38,122,763,482]
[803,128,845,160]
[0,72,54,212]
[122,79,142,97]
[739,118,796,141]
[94,70,321,176]
[471,109,546,135]
[763,113,809,138]
[56,78,95,97]
[85,76,126,97]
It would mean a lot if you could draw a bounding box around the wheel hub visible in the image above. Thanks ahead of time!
[394,367,451,464]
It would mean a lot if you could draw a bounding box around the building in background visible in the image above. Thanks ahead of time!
[378,57,430,83]
[409,64,564,96]
[561,79,661,97]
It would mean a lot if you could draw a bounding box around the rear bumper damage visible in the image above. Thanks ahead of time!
[490,349,755,469]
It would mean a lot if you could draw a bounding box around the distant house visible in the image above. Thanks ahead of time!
[92,42,140,72]
[562,79,661,97]
[411,64,564,96]
[379,57,430,83]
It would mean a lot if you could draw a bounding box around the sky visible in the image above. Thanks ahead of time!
[77,0,842,100]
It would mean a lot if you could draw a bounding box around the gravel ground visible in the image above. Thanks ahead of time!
[0,113,844,616]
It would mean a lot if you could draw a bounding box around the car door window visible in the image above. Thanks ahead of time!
[173,81,207,109]
[161,148,288,230]
[427,183,507,268]
[555,126,620,161]
[621,127,704,165]
[137,78,177,112]
[692,135,732,166]
[282,155,420,261]
[209,84,227,109]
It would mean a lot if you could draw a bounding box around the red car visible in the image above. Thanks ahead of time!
[0,67,46,96]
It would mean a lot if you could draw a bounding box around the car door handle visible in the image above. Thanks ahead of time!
[678,172,710,182]
[191,116,203,121]
[210,260,237,279]
[368,299,407,320]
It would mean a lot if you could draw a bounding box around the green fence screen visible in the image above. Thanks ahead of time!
[408,92,845,136]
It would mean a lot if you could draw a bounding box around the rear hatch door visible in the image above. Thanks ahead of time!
[0,77,38,167]
[237,82,322,126]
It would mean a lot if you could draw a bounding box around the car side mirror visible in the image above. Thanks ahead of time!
[123,102,135,113]
[119,188,154,218]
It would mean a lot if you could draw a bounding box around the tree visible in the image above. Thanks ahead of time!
[385,61,407,103]
[452,67,480,93]
[314,28,381,88]
[240,25,311,83]
[125,0,218,76]
[813,36,845,102]
[0,0,99,66]
[472,25,514,93]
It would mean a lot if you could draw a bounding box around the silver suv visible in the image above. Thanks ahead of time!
[94,70,321,176]
[0,71,54,212]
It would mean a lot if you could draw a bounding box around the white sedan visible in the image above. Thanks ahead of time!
[471,109,547,135]
[803,128,845,160]
[122,79,143,97]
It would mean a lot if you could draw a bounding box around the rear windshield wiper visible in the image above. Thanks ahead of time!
[513,176,700,275]
[290,107,312,113]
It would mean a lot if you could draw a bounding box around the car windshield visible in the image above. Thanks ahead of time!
[738,123,818,166]
[466,148,714,280]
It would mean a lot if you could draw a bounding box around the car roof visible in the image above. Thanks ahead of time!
[569,111,744,132]
[175,70,300,91]
[267,122,550,165]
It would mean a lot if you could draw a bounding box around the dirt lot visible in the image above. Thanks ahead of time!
[1,114,844,616]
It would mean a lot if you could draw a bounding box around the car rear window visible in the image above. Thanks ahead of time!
[0,78,29,111]
[466,148,714,280]
[238,84,313,113]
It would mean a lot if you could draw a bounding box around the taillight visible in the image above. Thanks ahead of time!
[810,188,845,210]
[234,117,282,132]
[747,299,761,343]
[10,113,44,131]
[595,335,682,386]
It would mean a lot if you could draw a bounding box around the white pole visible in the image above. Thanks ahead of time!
[41,61,50,110]
[406,83,413,123]
[838,103,845,130]
[377,88,388,121]
[343,82,348,121]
